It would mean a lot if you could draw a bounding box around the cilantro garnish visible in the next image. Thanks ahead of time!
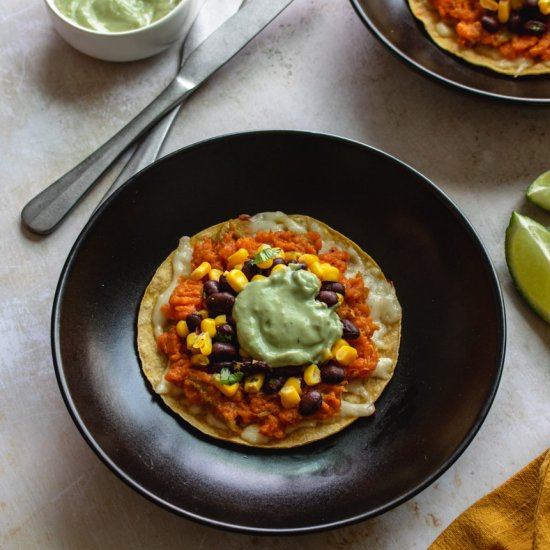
[218,368,244,385]
[252,247,282,266]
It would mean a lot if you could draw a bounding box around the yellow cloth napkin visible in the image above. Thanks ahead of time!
[429,449,550,550]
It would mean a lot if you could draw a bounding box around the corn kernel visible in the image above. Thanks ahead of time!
[257,258,274,269]
[190,354,209,367]
[254,244,284,268]
[283,376,303,395]
[279,385,301,409]
[190,261,211,280]
[186,332,197,351]
[284,251,301,262]
[198,309,208,318]
[214,314,227,326]
[226,269,248,292]
[320,263,340,282]
[539,0,550,14]
[309,261,340,282]
[200,317,217,337]
[510,0,523,8]
[298,253,319,266]
[320,348,333,362]
[336,293,344,306]
[176,320,189,338]
[270,263,287,274]
[480,0,498,9]
[190,331,212,356]
[331,338,348,355]
[335,345,358,366]
[497,0,510,23]
[227,248,249,269]
[251,274,267,281]
[214,379,240,397]
[303,364,321,386]
[244,373,265,393]
[209,268,223,282]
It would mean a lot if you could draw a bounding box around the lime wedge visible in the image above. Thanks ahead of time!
[505,212,550,323]
[526,170,550,211]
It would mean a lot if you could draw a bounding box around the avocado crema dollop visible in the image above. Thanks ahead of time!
[232,265,343,368]
[55,0,182,32]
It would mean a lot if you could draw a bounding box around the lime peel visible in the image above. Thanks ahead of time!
[526,169,550,211]
[505,211,550,324]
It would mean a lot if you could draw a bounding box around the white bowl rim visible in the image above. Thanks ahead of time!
[44,0,190,37]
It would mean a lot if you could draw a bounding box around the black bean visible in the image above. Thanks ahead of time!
[206,292,235,315]
[317,290,339,307]
[241,359,271,374]
[342,318,360,340]
[320,362,346,384]
[274,365,303,377]
[321,281,345,295]
[203,280,219,296]
[216,323,235,338]
[185,312,202,332]
[523,19,547,35]
[226,315,237,328]
[211,342,237,360]
[295,262,307,270]
[481,14,500,33]
[299,391,323,416]
[218,274,236,295]
[263,376,285,394]
[208,361,234,374]
[523,0,543,16]
[507,13,522,32]
[242,259,259,280]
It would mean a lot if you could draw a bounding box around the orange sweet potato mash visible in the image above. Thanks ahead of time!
[410,0,550,75]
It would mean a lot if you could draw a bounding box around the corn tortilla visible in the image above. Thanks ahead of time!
[137,213,402,447]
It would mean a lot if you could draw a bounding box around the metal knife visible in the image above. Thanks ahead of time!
[96,0,245,208]
[22,0,295,235]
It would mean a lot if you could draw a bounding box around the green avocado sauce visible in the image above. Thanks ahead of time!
[232,266,343,368]
[55,0,182,32]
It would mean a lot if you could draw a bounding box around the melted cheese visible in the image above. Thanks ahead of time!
[240,424,271,445]
[152,236,193,338]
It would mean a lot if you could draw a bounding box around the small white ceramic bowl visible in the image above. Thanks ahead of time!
[44,0,201,62]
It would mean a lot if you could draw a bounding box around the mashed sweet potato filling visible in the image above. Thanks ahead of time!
[156,229,379,439]
[432,0,550,61]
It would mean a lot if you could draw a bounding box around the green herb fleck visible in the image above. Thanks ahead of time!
[252,247,282,266]
[218,368,244,385]
[215,332,232,343]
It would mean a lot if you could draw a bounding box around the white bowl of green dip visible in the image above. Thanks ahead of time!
[44,0,202,61]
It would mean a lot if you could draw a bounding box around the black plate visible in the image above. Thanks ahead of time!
[53,131,505,534]
[350,0,550,103]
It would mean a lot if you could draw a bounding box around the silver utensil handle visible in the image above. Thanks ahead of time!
[21,78,190,235]
[97,105,181,208]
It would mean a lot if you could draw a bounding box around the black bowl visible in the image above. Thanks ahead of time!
[350,0,550,103]
[52,130,506,534]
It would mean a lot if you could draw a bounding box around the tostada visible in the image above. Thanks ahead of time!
[137,212,402,447]
[409,0,550,76]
